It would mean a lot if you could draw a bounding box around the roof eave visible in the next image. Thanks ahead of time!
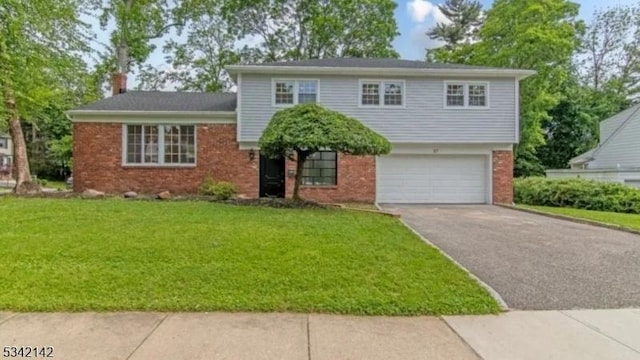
[226,65,536,79]
[67,110,237,119]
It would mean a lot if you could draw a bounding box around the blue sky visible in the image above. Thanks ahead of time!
[395,0,639,60]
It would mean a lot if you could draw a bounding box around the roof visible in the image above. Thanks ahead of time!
[569,148,596,165]
[226,58,536,79]
[568,104,640,166]
[246,58,505,70]
[71,91,237,112]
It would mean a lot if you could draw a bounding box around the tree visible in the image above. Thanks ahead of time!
[464,0,583,176]
[258,104,391,200]
[138,0,240,92]
[94,0,183,90]
[223,0,399,62]
[426,0,482,61]
[0,0,91,193]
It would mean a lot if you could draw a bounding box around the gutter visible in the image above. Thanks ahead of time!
[226,65,536,80]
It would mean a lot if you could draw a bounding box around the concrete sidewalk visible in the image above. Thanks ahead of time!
[1,309,639,360]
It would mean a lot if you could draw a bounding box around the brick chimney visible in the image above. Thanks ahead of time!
[111,72,127,96]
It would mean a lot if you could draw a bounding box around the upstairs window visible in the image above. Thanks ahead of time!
[273,79,318,105]
[446,84,465,107]
[124,125,195,166]
[361,80,404,107]
[445,82,489,108]
[0,138,7,149]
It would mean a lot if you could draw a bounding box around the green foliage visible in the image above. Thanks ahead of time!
[520,205,640,231]
[224,0,399,61]
[514,177,640,214]
[426,0,483,61]
[199,177,237,200]
[259,104,391,159]
[0,198,499,315]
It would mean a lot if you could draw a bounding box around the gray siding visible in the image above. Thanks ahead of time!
[599,105,639,142]
[239,74,517,143]
[590,109,640,169]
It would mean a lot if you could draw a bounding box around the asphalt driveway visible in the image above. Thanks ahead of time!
[383,205,640,310]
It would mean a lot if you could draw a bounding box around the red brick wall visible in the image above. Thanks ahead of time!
[73,123,259,197]
[492,150,514,204]
[284,153,375,203]
[73,123,375,202]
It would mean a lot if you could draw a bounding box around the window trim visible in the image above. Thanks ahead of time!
[358,79,406,108]
[121,124,197,167]
[271,78,320,107]
[301,151,338,187]
[443,81,490,109]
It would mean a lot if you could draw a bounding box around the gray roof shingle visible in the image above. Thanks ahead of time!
[73,91,237,112]
[248,58,507,70]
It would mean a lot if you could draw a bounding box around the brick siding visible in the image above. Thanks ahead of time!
[492,150,514,204]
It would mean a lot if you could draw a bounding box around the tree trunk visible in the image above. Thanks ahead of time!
[5,94,38,194]
[292,150,309,201]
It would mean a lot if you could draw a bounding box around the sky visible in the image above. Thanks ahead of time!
[94,0,639,87]
[395,0,639,60]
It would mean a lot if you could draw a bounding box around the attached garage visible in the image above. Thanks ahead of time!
[376,154,490,204]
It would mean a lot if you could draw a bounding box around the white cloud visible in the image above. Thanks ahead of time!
[407,0,437,23]
[410,24,446,51]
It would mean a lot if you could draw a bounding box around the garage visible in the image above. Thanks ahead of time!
[376,154,489,204]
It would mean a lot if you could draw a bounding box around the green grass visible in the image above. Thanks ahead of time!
[0,197,499,315]
[39,180,69,190]
[520,205,640,231]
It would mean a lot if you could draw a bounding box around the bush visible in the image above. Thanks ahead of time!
[199,177,237,200]
[514,177,640,214]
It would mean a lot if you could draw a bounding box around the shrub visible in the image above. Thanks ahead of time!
[514,177,640,214]
[199,177,237,200]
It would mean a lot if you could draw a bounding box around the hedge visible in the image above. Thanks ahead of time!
[514,177,640,214]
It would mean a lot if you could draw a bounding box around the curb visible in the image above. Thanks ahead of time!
[498,205,640,236]
[376,204,509,311]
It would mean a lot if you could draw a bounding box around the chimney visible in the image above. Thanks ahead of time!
[111,73,127,96]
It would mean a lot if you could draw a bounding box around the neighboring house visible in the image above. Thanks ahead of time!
[0,133,12,180]
[68,58,534,204]
[547,105,640,189]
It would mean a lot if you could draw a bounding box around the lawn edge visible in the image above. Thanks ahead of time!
[499,204,640,236]
[376,204,508,312]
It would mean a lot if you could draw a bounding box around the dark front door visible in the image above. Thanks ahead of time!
[259,155,285,198]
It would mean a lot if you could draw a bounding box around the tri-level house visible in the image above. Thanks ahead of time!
[68,58,534,204]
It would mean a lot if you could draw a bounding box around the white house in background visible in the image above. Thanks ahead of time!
[546,104,640,188]
[0,133,12,180]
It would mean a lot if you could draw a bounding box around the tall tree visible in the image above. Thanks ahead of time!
[0,0,91,192]
[465,0,583,176]
[138,0,240,92]
[94,0,183,89]
[427,0,482,49]
[223,0,399,62]
[580,5,640,98]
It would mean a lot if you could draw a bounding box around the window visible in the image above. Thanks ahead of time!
[298,80,318,103]
[361,83,380,105]
[124,125,195,165]
[468,84,487,106]
[446,84,465,107]
[302,151,337,186]
[361,80,404,106]
[274,80,318,105]
[0,138,7,149]
[445,82,489,108]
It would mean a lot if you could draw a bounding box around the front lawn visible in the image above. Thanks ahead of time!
[0,197,499,315]
[520,205,640,231]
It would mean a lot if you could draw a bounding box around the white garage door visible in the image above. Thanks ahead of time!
[377,155,489,204]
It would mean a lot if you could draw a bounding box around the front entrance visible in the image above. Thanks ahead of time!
[259,155,285,198]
